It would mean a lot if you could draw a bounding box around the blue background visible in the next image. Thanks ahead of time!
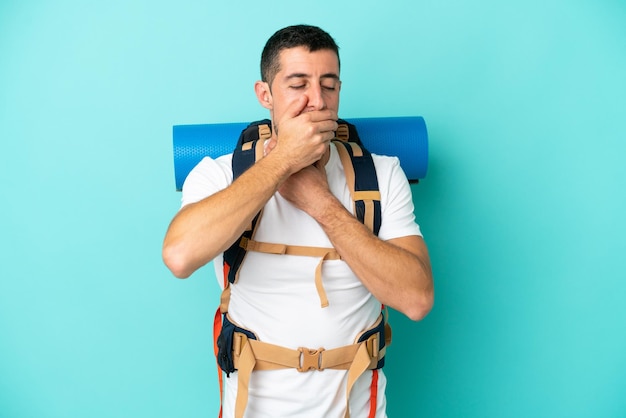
[1,1,625,417]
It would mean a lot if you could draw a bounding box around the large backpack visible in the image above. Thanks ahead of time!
[213,119,388,418]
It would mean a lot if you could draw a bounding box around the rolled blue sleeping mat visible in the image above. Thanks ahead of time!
[173,116,428,191]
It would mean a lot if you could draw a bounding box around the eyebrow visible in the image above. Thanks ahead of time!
[285,72,340,81]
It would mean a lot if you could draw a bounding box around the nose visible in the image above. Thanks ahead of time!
[306,85,326,111]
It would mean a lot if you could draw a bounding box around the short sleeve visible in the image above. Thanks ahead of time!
[373,155,422,241]
[180,154,234,208]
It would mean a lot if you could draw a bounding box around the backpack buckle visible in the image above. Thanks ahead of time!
[258,124,272,140]
[297,347,325,372]
[336,124,349,142]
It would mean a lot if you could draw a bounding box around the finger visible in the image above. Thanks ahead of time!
[316,119,339,133]
[305,109,338,123]
[284,95,308,119]
[320,130,336,143]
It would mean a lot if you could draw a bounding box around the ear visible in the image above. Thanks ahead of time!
[254,81,273,110]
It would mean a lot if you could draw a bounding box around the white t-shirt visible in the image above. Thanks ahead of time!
[181,142,421,418]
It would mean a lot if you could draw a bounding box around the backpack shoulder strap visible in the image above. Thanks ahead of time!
[232,119,272,178]
[334,120,382,235]
[223,119,272,285]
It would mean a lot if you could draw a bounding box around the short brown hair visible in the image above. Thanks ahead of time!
[260,25,340,85]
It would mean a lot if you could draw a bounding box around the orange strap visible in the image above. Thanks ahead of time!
[214,265,231,418]
[368,369,379,418]
[213,307,224,418]
[367,305,388,417]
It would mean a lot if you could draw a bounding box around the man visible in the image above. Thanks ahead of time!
[163,24,433,418]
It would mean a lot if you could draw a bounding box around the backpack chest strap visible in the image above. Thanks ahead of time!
[241,237,339,308]
[242,237,340,259]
